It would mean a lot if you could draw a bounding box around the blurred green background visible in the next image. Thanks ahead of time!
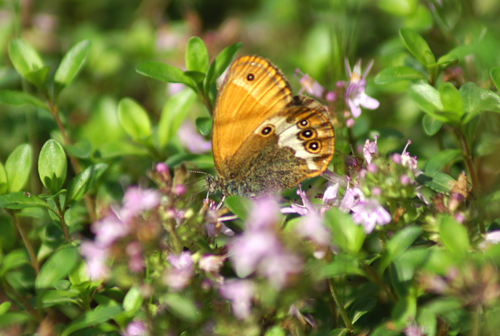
[1,0,499,192]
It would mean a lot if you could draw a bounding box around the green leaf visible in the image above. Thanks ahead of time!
[0,162,7,195]
[163,293,199,322]
[65,163,108,207]
[38,139,67,194]
[416,171,455,194]
[439,82,463,122]
[54,40,91,98]
[184,70,206,87]
[349,298,377,324]
[164,153,214,169]
[379,226,422,274]
[0,90,46,108]
[136,61,194,89]
[425,149,462,173]
[330,329,349,336]
[491,66,500,92]
[94,141,149,159]
[35,246,80,289]
[158,89,196,149]
[61,305,123,336]
[195,117,212,136]
[0,192,51,210]
[185,37,209,73]
[123,286,143,316]
[0,248,28,276]
[24,66,50,89]
[0,302,11,315]
[8,39,44,82]
[391,295,417,330]
[40,289,80,308]
[399,28,436,66]
[319,254,364,278]
[439,215,470,256]
[5,144,32,193]
[422,114,443,135]
[0,312,30,328]
[118,98,152,140]
[64,139,92,158]
[374,66,426,84]
[204,42,242,93]
[224,196,253,222]
[324,208,366,255]
[408,83,448,121]
[460,82,500,123]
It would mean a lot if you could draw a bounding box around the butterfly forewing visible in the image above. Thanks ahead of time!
[212,56,293,176]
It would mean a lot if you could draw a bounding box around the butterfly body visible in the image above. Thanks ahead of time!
[209,56,335,197]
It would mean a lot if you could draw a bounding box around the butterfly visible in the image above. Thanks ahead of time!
[207,55,335,197]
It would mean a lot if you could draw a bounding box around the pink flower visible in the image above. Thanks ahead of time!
[351,199,391,233]
[258,252,303,290]
[92,209,129,247]
[339,187,365,213]
[177,121,211,154]
[363,136,378,164]
[400,140,418,171]
[295,69,325,98]
[295,212,331,247]
[122,320,148,336]
[199,254,226,273]
[322,183,339,204]
[344,59,379,118]
[121,187,160,223]
[219,280,255,320]
[164,251,194,290]
[246,196,281,231]
[80,241,110,280]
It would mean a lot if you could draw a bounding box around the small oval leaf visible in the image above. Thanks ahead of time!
[374,66,426,84]
[8,39,44,77]
[118,98,152,139]
[422,114,443,136]
[38,139,67,194]
[0,90,46,108]
[54,40,91,98]
[185,36,209,73]
[35,246,80,289]
[399,28,436,66]
[5,144,32,193]
[195,117,212,136]
[65,163,108,207]
[136,61,194,89]
[0,192,51,210]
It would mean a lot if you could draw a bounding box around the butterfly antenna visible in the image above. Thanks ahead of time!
[188,170,208,176]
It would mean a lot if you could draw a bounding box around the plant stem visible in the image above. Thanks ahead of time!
[45,98,96,223]
[360,261,397,303]
[8,210,39,274]
[164,218,182,254]
[54,198,70,242]
[328,278,353,333]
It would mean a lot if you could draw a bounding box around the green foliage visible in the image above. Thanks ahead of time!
[38,139,67,194]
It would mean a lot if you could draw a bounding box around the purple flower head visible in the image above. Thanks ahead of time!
[326,91,336,102]
[121,187,160,223]
[479,230,500,249]
[371,187,382,196]
[199,254,226,273]
[258,252,303,290]
[363,136,378,164]
[167,251,193,271]
[404,322,424,336]
[155,162,168,174]
[123,320,148,336]
[351,199,391,233]
[346,118,355,128]
[339,186,365,213]
[177,121,212,154]
[80,241,110,280]
[295,69,325,98]
[92,209,129,247]
[367,163,377,174]
[400,140,418,171]
[344,59,379,118]
[391,153,402,164]
[173,184,186,195]
[246,196,281,231]
[126,242,144,273]
[296,212,330,247]
[165,251,194,290]
[322,182,339,204]
[291,188,316,216]
[219,280,255,320]
[400,174,410,186]
[229,231,281,278]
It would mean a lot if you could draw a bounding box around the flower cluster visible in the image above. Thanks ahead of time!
[80,187,160,280]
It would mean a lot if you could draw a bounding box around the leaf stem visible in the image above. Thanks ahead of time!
[44,97,96,223]
[328,277,353,333]
[54,198,70,242]
[7,210,39,274]
[360,261,397,303]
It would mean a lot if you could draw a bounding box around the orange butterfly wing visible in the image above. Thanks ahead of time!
[212,56,293,177]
